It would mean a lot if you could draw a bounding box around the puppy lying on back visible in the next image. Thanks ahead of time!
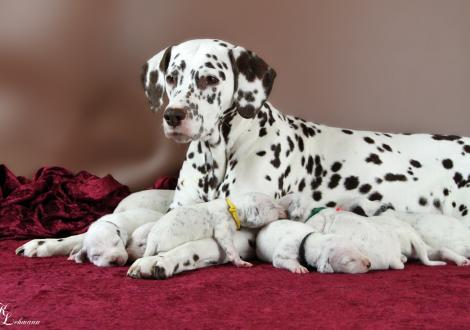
[70,208,162,267]
[282,194,446,270]
[135,192,286,268]
[256,220,371,274]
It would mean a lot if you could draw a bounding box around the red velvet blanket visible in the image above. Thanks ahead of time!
[0,165,131,240]
[0,165,178,240]
[2,239,470,329]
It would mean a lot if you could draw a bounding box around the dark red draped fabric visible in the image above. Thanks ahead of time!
[0,165,132,240]
[152,176,178,190]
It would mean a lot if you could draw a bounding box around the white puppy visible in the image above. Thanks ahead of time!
[340,198,470,266]
[70,208,162,267]
[256,220,371,274]
[380,209,470,266]
[283,194,445,269]
[126,221,157,262]
[128,192,285,276]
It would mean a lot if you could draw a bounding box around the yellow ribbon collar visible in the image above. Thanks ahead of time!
[225,198,241,230]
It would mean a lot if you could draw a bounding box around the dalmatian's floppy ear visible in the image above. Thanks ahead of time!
[141,45,173,112]
[229,46,276,119]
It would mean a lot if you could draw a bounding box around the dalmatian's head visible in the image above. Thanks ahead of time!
[70,220,129,267]
[324,240,371,274]
[306,235,371,274]
[141,39,276,143]
[231,192,287,227]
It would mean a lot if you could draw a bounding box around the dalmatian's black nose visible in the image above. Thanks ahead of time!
[164,107,187,127]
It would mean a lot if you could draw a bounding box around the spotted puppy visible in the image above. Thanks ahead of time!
[16,189,173,259]
[69,209,163,267]
[256,220,371,274]
[127,192,285,278]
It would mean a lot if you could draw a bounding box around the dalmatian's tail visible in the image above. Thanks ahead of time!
[410,233,446,266]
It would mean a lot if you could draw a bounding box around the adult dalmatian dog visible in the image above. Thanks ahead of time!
[17,39,470,279]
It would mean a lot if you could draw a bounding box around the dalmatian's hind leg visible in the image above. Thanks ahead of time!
[16,234,85,258]
[428,247,470,266]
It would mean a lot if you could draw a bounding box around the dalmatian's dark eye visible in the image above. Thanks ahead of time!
[206,75,219,85]
[166,74,177,85]
[196,75,219,90]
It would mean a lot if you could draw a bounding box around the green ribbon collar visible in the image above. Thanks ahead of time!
[306,207,327,222]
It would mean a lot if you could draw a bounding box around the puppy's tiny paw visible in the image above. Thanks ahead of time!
[457,258,470,267]
[127,259,143,278]
[234,260,253,268]
[291,266,309,274]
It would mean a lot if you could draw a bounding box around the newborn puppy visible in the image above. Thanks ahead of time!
[140,192,286,268]
[256,220,371,274]
[379,209,470,266]
[283,194,445,269]
[126,222,157,262]
[70,208,163,267]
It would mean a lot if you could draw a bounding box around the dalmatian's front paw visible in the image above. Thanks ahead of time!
[291,265,309,274]
[16,239,61,257]
[151,257,182,280]
[127,256,161,279]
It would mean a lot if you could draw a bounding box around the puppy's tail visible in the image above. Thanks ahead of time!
[411,234,446,266]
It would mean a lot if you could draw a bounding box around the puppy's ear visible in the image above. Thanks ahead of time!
[229,46,276,118]
[116,229,129,246]
[141,45,173,112]
[69,247,87,264]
